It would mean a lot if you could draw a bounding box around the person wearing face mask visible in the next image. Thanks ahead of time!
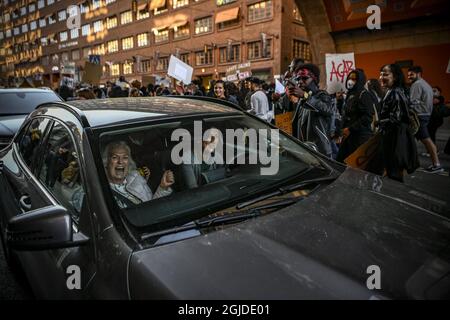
[336,69,375,162]
[290,64,334,157]
[365,64,419,182]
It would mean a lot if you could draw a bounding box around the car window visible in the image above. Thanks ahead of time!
[0,92,61,115]
[37,121,85,222]
[17,118,52,169]
[98,115,323,229]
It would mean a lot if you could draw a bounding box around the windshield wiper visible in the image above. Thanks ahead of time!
[140,197,304,241]
[236,173,339,209]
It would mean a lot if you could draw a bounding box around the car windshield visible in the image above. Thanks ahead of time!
[97,114,329,230]
[0,91,61,115]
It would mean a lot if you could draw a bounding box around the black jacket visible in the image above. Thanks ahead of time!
[293,90,334,156]
[341,69,375,135]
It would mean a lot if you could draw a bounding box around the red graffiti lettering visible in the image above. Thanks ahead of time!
[329,60,355,83]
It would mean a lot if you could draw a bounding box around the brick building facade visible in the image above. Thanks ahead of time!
[0,0,310,89]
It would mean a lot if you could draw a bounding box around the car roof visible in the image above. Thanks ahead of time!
[0,88,56,93]
[47,97,243,128]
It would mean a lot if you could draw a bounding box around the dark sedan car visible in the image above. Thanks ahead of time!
[0,97,449,299]
[0,88,62,150]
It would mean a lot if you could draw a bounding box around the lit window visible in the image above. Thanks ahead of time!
[247,39,272,59]
[38,0,45,9]
[13,27,20,36]
[6,29,12,38]
[219,45,240,63]
[106,0,116,4]
[173,0,188,9]
[154,29,169,43]
[21,24,28,33]
[92,0,101,10]
[174,24,189,39]
[292,39,311,61]
[121,11,133,25]
[39,18,46,28]
[216,0,237,6]
[137,33,149,47]
[123,61,133,75]
[137,6,150,20]
[48,15,56,25]
[293,4,303,22]
[20,7,26,16]
[180,53,190,65]
[156,57,169,71]
[29,3,36,13]
[111,64,120,76]
[107,40,118,53]
[195,17,213,35]
[93,20,104,33]
[92,44,105,55]
[122,36,134,50]
[140,59,152,73]
[30,21,37,31]
[41,37,48,46]
[106,16,117,29]
[47,0,55,5]
[58,10,67,21]
[195,49,213,66]
[248,1,272,23]
[59,31,68,42]
[80,2,89,13]
[82,24,91,36]
[70,28,79,39]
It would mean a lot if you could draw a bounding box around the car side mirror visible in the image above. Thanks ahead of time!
[6,205,89,251]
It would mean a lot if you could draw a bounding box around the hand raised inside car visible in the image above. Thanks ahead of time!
[160,170,175,189]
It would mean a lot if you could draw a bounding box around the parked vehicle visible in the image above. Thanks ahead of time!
[0,89,62,150]
[0,96,449,299]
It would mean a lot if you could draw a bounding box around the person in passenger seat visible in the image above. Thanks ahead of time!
[103,140,175,208]
[180,128,224,189]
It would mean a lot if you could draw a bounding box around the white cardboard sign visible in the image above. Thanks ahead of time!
[325,53,355,94]
[168,55,193,84]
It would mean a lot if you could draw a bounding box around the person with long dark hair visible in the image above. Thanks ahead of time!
[336,69,374,162]
[213,80,239,105]
[366,64,419,182]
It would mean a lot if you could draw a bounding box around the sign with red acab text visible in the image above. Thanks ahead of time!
[325,53,355,94]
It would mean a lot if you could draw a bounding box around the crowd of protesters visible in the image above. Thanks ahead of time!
[52,60,449,182]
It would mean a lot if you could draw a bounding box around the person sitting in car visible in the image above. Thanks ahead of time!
[103,140,174,208]
[180,128,224,189]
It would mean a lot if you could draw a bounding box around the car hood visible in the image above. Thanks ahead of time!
[0,114,27,136]
[129,168,450,300]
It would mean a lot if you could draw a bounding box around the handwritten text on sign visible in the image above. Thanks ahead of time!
[325,53,355,94]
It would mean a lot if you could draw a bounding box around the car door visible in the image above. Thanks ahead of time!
[0,117,52,231]
[10,118,97,299]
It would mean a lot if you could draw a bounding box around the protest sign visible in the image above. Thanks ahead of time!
[61,62,76,75]
[82,62,102,85]
[168,55,193,84]
[325,53,355,94]
[275,78,285,94]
